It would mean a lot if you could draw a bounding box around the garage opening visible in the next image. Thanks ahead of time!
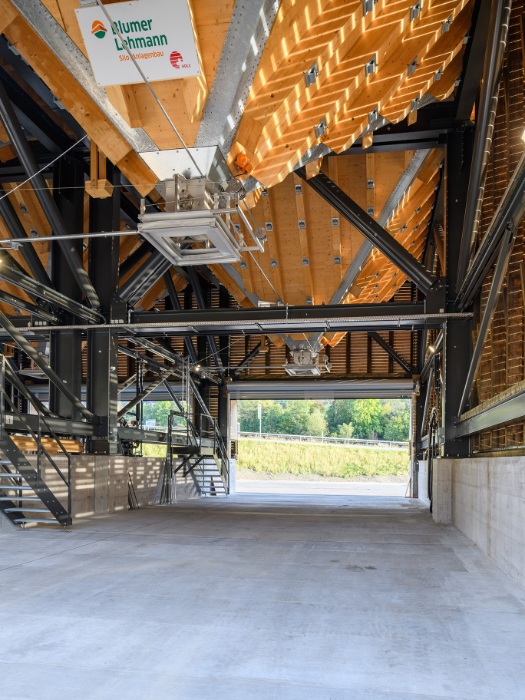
[234,398,411,497]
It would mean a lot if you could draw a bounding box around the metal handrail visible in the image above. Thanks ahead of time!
[239,431,408,449]
[0,355,72,518]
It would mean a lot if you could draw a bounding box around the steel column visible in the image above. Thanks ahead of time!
[455,0,494,121]
[164,272,197,363]
[442,129,473,456]
[188,268,223,373]
[49,155,83,420]
[0,79,101,309]
[296,168,437,295]
[455,0,512,290]
[87,161,120,453]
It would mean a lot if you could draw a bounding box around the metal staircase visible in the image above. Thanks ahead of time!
[157,357,229,502]
[0,356,72,528]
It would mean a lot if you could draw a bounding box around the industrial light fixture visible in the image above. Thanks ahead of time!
[284,349,331,377]
[522,127,525,143]
[138,174,265,266]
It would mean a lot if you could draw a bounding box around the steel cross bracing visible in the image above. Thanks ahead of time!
[296,168,437,295]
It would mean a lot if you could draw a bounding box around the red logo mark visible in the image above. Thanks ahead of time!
[170,51,183,68]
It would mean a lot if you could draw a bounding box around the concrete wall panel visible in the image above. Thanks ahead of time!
[429,457,525,588]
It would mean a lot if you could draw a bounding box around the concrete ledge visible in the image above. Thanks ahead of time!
[431,459,453,524]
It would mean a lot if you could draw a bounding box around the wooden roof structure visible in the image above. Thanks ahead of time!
[0,0,474,339]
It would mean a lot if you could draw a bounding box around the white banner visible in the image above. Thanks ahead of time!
[76,0,201,86]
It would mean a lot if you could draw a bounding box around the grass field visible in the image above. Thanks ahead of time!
[237,438,409,479]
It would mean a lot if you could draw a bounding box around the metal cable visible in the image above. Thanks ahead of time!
[0,135,87,202]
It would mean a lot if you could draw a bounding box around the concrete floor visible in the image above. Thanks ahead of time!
[1,494,525,700]
[236,479,408,496]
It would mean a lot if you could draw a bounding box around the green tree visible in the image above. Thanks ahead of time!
[336,422,354,438]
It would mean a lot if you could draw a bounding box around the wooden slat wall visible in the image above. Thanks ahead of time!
[472,1,525,452]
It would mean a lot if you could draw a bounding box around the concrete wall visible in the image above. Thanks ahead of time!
[15,455,200,522]
[430,457,525,588]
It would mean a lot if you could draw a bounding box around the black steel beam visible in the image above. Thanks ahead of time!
[188,268,223,374]
[455,385,525,437]
[0,290,58,322]
[118,369,174,419]
[442,129,472,457]
[49,155,84,420]
[128,256,172,308]
[455,0,512,291]
[0,255,102,323]
[0,36,84,139]
[0,310,93,420]
[119,242,153,278]
[455,0,493,122]
[87,162,121,453]
[0,183,54,287]
[456,154,525,309]
[233,343,262,376]
[296,168,437,295]
[164,272,197,363]
[118,249,166,302]
[0,78,101,310]
[458,226,515,416]
[368,331,413,375]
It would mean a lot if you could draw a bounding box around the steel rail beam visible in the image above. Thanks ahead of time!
[5,358,56,419]
[0,290,58,322]
[0,256,103,323]
[456,154,525,309]
[368,332,414,375]
[118,373,137,395]
[118,250,166,302]
[455,0,512,290]
[0,183,54,288]
[0,79,101,310]
[127,257,172,308]
[0,310,94,421]
[117,369,174,419]
[456,383,525,437]
[296,168,437,295]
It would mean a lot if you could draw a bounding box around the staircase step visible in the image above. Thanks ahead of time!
[4,507,50,514]
[0,485,33,491]
[0,496,40,502]
[13,518,61,525]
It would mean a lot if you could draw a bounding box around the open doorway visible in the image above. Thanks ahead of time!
[234,398,411,497]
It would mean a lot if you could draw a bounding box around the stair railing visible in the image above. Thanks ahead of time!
[0,354,72,521]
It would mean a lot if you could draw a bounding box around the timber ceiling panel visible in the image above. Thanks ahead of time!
[0,0,475,353]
